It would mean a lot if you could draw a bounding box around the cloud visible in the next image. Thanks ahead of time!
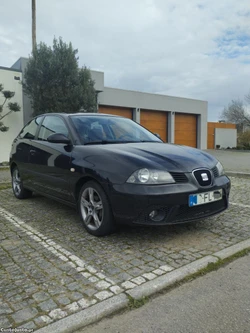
[0,0,250,121]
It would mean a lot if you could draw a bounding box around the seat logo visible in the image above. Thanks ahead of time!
[201,173,209,181]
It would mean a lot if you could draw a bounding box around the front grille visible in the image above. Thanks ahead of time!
[193,169,212,186]
[170,172,188,183]
[212,166,219,178]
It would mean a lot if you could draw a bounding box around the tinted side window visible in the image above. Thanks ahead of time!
[38,116,69,141]
[19,117,43,139]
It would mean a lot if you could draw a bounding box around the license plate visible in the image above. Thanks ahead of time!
[189,189,223,207]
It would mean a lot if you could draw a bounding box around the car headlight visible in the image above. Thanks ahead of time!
[127,168,175,184]
[216,161,225,176]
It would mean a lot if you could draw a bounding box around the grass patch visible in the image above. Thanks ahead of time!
[128,295,148,309]
[181,248,250,285]
[0,183,11,190]
[0,167,9,171]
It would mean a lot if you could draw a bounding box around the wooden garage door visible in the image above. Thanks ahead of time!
[175,113,197,148]
[98,105,133,119]
[140,110,168,142]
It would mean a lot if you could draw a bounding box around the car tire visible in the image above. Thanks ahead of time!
[78,181,115,236]
[12,166,32,199]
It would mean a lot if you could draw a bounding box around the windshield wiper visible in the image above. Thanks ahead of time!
[84,140,162,145]
[137,140,162,143]
[84,140,121,145]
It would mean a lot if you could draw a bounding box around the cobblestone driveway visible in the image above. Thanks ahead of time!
[0,176,250,331]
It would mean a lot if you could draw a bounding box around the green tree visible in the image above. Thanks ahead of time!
[220,99,250,132]
[23,37,97,116]
[0,84,21,132]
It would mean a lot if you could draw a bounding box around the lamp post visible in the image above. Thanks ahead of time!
[32,0,36,52]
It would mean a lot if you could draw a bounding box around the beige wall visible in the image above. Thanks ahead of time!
[0,68,24,163]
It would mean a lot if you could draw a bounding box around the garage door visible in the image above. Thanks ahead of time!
[140,110,168,142]
[98,106,133,119]
[175,113,197,148]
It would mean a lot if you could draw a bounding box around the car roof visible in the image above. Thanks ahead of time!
[39,113,124,118]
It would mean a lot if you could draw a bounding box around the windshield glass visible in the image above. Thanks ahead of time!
[70,115,163,144]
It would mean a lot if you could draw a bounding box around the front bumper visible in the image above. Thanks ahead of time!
[108,175,231,226]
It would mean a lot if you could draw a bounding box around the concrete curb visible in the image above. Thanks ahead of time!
[35,239,250,333]
[36,294,129,333]
[213,239,250,260]
[126,255,217,300]
[226,171,250,178]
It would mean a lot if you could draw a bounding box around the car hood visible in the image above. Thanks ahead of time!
[82,142,218,173]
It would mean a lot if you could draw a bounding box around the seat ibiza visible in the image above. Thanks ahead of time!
[10,113,231,236]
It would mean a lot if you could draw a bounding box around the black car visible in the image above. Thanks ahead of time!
[10,113,231,236]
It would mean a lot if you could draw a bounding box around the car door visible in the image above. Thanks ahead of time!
[29,115,73,202]
[11,116,43,185]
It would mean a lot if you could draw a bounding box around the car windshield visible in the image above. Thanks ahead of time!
[70,115,163,145]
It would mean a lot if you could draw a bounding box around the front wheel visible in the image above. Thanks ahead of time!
[78,181,115,236]
[12,166,32,199]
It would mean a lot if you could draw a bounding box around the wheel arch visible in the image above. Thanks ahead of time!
[74,176,110,207]
[10,162,17,175]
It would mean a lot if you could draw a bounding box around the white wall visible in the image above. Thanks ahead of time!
[0,68,24,163]
[214,128,237,148]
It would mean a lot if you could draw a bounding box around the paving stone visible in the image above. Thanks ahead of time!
[78,298,97,309]
[130,276,147,286]
[121,281,137,289]
[96,280,111,290]
[34,314,53,326]
[17,321,36,330]
[12,307,38,324]
[88,276,99,283]
[32,291,50,302]
[83,288,98,297]
[49,308,67,320]
[39,299,57,312]
[153,269,165,275]
[94,291,113,300]
[65,301,80,313]
[0,315,12,328]
[67,282,80,291]
[70,292,84,301]
[0,302,13,315]
[142,272,157,280]
[110,285,123,294]
[55,295,71,306]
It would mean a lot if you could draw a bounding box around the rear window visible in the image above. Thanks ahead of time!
[19,117,43,139]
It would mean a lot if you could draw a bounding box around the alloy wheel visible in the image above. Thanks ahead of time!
[80,187,104,230]
[12,169,22,196]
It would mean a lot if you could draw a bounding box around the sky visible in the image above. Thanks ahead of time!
[0,0,250,121]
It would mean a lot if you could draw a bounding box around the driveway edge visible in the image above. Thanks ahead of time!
[226,171,250,178]
[36,239,250,333]
[35,294,129,333]
[126,255,217,300]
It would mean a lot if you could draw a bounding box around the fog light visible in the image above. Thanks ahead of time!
[149,209,166,222]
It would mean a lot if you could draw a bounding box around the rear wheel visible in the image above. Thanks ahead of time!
[78,181,115,236]
[12,166,32,199]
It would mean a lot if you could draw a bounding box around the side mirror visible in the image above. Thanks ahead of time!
[154,133,161,139]
[47,133,71,144]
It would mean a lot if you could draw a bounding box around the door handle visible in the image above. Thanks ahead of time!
[30,149,36,156]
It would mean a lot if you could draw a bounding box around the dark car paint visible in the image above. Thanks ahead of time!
[10,113,231,226]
